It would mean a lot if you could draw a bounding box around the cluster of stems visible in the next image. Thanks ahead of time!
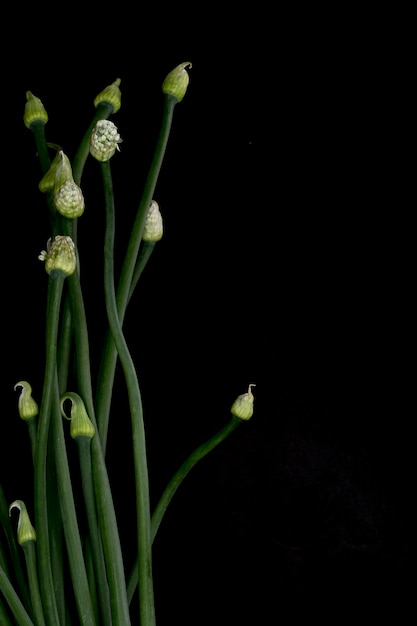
[0,64,254,625]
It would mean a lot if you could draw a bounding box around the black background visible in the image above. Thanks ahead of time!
[1,6,413,624]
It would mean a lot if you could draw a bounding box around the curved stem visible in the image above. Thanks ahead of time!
[101,159,155,625]
[126,417,242,604]
[96,94,177,451]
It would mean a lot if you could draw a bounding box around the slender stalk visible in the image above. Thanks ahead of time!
[66,269,131,626]
[75,437,112,626]
[0,484,31,612]
[34,270,66,626]
[96,94,177,451]
[0,563,34,626]
[50,381,96,626]
[101,159,155,625]
[22,542,46,626]
[126,417,242,604]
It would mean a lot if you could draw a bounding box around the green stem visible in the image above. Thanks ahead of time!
[75,437,112,626]
[50,380,96,626]
[66,270,131,626]
[126,417,242,604]
[96,94,177,451]
[101,160,155,625]
[0,563,34,626]
[34,270,66,626]
[0,484,31,612]
[22,541,46,626]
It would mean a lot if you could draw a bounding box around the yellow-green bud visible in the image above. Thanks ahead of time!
[142,200,163,242]
[162,62,192,102]
[23,91,48,129]
[54,180,85,218]
[14,381,39,420]
[61,392,95,439]
[9,501,36,545]
[90,120,122,162]
[38,235,77,276]
[230,384,256,421]
[94,78,122,114]
[38,150,61,193]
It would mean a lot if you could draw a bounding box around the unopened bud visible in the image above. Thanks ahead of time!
[230,384,256,421]
[61,391,95,439]
[14,381,39,420]
[162,62,192,102]
[142,200,163,242]
[94,78,122,114]
[23,91,48,129]
[9,501,36,545]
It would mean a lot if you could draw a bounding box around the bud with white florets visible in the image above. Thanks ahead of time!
[38,235,77,276]
[90,119,122,162]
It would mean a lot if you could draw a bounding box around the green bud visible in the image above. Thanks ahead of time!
[90,119,122,162]
[53,151,74,191]
[38,235,77,276]
[14,381,39,420]
[162,62,192,102]
[230,384,256,421]
[61,391,95,439]
[9,501,36,545]
[54,180,85,218]
[142,200,163,242]
[38,150,61,193]
[94,78,122,114]
[23,91,48,129]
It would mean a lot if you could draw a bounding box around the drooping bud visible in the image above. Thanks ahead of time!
[142,200,163,242]
[60,391,95,439]
[9,501,36,545]
[38,150,61,193]
[38,235,77,276]
[162,62,192,102]
[23,91,48,129]
[90,119,122,162]
[94,78,122,114]
[14,381,39,420]
[230,384,256,421]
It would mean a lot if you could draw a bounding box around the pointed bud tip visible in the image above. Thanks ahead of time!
[230,384,256,421]
[162,62,192,102]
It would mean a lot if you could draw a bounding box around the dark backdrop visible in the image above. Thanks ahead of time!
[2,6,413,624]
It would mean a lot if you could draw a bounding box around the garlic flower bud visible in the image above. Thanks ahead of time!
[90,119,122,162]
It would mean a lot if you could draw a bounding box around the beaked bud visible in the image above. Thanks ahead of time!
[61,392,95,439]
[94,78,122,114]
[230,384,256,421]
[14,381,39,420]
[9,501,36,545]
[162,62,192,102]
[23,91,48,129]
